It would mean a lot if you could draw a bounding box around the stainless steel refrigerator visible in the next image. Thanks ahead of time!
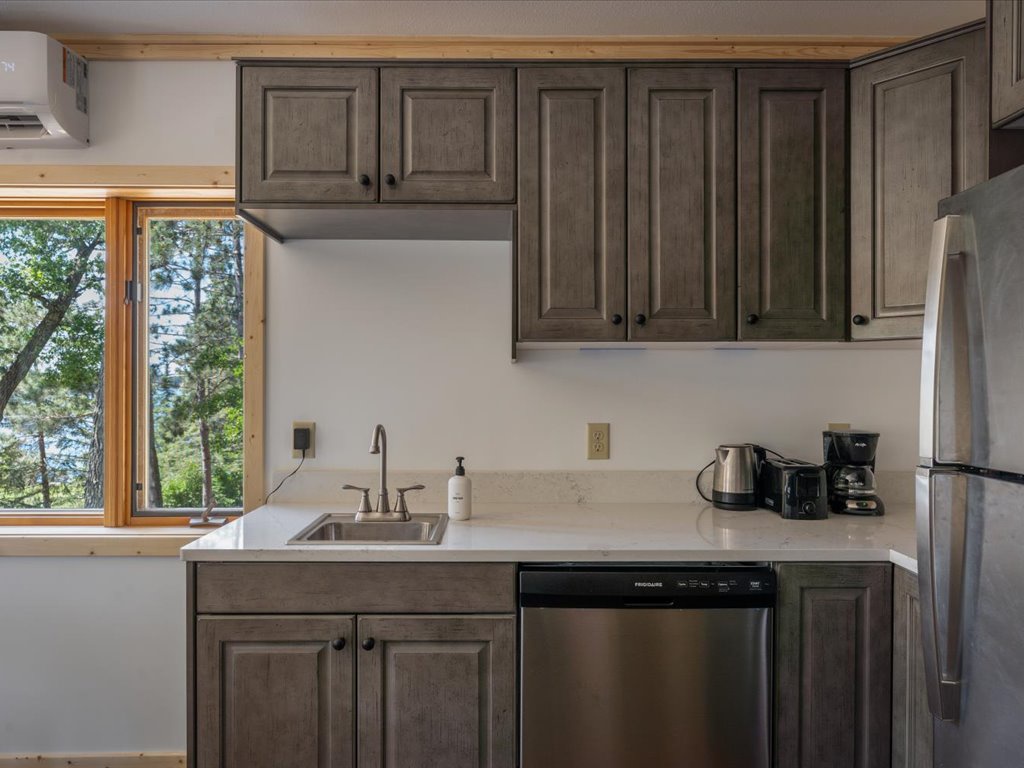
[918,163,1024,768]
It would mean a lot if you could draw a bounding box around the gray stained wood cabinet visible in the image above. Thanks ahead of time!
[239,66,378,204]
[356,615,515,768]
[991,0,1024,127]
[628,67,737,341]
[517,67,627,341]
[738,68,847,341]
[190,563,516,768]
[196,615,356,768]
[850,29,987,340]
[775,563,893,768]
[380,68,515,203]
[892,566,934,768]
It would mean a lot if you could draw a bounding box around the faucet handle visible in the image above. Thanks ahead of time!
[395,484,426,515]
[342,484,373,514]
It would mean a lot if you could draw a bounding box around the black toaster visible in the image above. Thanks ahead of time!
[757,458,828,520]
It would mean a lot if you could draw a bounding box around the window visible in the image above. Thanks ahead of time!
[134,206,248,517]
[0,195,264,526]
[0,206,106,514]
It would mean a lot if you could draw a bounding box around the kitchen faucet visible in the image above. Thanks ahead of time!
[343,424,423,521]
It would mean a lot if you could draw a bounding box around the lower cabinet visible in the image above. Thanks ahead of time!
[892,566,934,768]
[775,563,893,768]
[196,613,515,768]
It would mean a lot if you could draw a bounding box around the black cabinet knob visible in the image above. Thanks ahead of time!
[331,637,346,650]
[384,174,396,186]
[358,174,371,187]
[634,313,647,326]
[746,313,759,325]
[611,314,623,325]
[361,637,376,651]
[852,314,868,326]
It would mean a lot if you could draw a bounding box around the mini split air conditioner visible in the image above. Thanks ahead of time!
[0,31,89,148]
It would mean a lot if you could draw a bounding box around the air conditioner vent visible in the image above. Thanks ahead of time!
[0,113,48,138]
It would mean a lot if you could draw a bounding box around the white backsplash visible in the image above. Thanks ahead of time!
[269,468,915,507]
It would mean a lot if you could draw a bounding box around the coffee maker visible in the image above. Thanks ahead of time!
[822,430,885,516]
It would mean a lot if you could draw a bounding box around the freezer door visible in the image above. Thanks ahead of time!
[917,467,1024,767]
[922,165,1024,473]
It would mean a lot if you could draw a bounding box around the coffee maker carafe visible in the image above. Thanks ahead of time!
[822,430,885,516]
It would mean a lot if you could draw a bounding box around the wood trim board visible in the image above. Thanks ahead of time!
[54,34,911,61]
[0,165,234,189]
[0,533,199,557]
[0,753,185,767]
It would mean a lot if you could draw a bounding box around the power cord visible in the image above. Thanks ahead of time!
[265,449,306,504]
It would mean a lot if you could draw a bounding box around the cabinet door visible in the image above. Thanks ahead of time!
[380,67,515,202]
[239,66,378,203]
[357,615,515,768]
[850,30,986,339]
[738,69,846,340]
[196,615,355,768]
[992,0,1024,127]
[628,68,736,341]
[892,567,934,768]
[775,563,893,768]
[518,67,626,341]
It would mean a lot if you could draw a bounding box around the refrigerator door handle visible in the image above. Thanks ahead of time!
[917,469,967,721]
[919,215,972,466]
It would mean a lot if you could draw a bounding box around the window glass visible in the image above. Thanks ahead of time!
[0,217,106,510]
[137,210,245,513]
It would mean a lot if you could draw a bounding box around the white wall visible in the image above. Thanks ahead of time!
[265,239,921,479]
[0,558,186,753]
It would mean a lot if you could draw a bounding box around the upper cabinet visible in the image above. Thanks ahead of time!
[239,66,378,204]
[991,0,1024,128]
[850,28,987,339]
[379,68,515,202]
[517,67,627,342]
[628,68,736,341]
[737,68,847,341]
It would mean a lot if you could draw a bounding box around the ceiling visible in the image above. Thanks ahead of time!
[0,0,985,38]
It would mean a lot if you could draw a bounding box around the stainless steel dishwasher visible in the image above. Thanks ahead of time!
[520,564,774,768]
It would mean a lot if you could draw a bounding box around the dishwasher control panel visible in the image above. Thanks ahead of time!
[520,565,776,608]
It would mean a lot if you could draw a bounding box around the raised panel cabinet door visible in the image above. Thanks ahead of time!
[628,67,736,341]
[992,0,1024,126]
[738,68,847,341]
[518,67,627,341]
[850,30,986,340]
[196,615,355,768]
[892,567,934,768]
[239,66,378,203]
[775,563,893,768]
[380,67,515,202]
[357,615,515,768]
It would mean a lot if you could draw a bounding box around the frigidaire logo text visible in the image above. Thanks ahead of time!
[634,581,663,588]
[1,61,15,73]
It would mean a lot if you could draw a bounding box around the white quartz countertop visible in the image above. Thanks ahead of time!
[181,501,919,572]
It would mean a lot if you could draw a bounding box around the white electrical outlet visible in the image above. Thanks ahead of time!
[588,423,610,460]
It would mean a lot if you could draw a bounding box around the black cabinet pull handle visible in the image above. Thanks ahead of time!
[384,174,396,186]
[852,314,868,326]
[634,313,647,326]
[746,313,759,325]
[611,314,623,325]
[358,174,371,187]
[331,637,346,650]
[362,637,376,651]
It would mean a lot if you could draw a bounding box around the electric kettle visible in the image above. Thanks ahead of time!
[712,444,759,510]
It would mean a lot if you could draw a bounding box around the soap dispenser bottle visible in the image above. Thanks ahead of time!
[448,456,472,521]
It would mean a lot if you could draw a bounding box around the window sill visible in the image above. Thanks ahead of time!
[0,526,205,557]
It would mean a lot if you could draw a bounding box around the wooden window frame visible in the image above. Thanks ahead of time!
[0,192,264,527]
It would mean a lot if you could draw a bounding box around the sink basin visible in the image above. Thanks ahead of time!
[289,513,448,545]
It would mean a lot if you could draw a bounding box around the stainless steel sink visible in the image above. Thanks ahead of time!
[289,513,448,545]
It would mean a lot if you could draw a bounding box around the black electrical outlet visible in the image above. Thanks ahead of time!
[293,427,311,452]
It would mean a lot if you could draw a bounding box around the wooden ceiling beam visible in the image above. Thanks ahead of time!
[54,34,910,62]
